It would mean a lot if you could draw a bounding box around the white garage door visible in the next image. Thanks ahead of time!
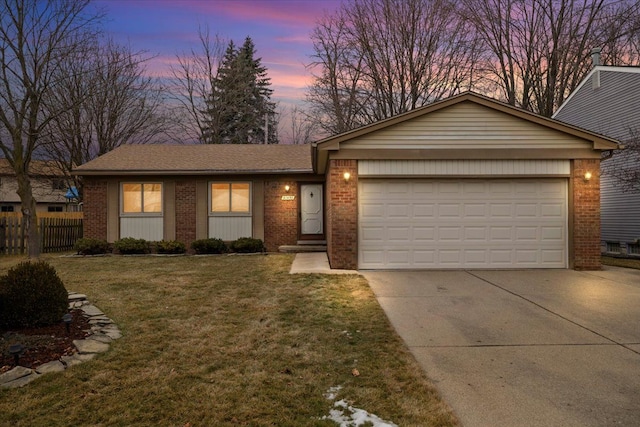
[359,179,567,269]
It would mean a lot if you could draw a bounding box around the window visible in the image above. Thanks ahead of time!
[48,206,63,212]
[122,183,162,214]
[1,205,14,212]
[211,182,250,214]
[606,241,621,253]
[627,243,640,256]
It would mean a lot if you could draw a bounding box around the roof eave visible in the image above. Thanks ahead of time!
[72,168,315,176]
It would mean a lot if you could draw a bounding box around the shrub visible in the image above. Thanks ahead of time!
[229,237,265,253]
[114,237,150,255]
[155,240,187,254]
[191,238,227,254]
[0,261,69,328]
[74,237,111,255]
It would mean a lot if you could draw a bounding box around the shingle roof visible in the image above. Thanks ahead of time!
[0,158,65,176]
[73,144,314,175]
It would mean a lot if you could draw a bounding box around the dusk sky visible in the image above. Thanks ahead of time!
[93,0,343,107]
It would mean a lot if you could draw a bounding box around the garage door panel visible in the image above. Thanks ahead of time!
[359,179,567,269]
[360,202,385,219]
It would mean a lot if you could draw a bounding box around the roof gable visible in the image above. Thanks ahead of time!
[316,92,618,151]
[74,144,313,175]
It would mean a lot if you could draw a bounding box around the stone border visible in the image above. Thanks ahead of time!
[0,292,122,389]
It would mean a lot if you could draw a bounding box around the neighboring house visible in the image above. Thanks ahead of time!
[553,55,640,257]
[0,159,76,213]
[75,92,620,270]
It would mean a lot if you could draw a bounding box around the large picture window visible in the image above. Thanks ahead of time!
[211,182,250,214]
[122,183,162,214]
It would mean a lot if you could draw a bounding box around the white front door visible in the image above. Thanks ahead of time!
[301,184,323,235]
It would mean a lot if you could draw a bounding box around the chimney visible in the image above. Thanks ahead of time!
[591,47,601,89]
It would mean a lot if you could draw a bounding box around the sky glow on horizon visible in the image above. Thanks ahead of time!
[95,0,343,106]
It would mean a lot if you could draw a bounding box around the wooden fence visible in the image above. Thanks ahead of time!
[0,215,83,255]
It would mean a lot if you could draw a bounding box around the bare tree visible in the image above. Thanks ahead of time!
[307,0,482,134]
[461,0,640,116]
[603,127,640,192]
[280,105,321,144]
[169,27,226,143]
[0,0,100,257]
[42,37,169,201]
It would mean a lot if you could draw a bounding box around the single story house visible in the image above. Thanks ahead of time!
[0,159,78,213]
[553,50,640,257]
[75,92,620,270]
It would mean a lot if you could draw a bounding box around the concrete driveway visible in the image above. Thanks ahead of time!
[362,267,640,427]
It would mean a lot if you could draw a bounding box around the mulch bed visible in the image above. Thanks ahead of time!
[0,309,91,374]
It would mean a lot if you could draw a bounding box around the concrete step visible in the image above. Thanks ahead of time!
[297,240,327,245]
[279,245,327,253]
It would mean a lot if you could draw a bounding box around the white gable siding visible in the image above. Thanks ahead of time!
[359,160,570,176]
[345,102,590,150]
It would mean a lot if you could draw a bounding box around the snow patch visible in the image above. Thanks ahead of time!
[322,386,398,427]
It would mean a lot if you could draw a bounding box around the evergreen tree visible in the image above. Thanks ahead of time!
[203,37,277,144]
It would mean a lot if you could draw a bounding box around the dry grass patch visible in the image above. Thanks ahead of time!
[0,254,458,426]
[602,256,640,270]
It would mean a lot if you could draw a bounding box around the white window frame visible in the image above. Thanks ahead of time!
[120,182,163,217]
[209,181,252,217]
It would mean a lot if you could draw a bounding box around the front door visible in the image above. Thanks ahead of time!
[300,184,323,235]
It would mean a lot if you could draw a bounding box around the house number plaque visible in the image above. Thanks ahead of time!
[281,195,295,201]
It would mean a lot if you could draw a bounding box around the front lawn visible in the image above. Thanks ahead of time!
[0,254,458,426]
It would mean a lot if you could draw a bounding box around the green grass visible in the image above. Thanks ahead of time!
[602,256,640,270]
[0,254,458,426]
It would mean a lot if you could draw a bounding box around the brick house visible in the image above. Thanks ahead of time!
[75,92,620,270]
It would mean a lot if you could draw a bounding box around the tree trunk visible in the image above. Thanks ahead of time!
[15,173,41,258]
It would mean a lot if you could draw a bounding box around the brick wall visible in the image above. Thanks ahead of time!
[264,180,298,251]
[572,159,601,270]
[175,179,197,244]
[326,159,358,269]
[83,177,108,240]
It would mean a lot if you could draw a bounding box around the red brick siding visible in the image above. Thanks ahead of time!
[326,159,358,269]
[83,178,108,240]
[572,159,601,270]
[175,180,197,244]
[264,180,298,251]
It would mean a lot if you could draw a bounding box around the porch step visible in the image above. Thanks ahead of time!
[279,244,327,253]
[297,240,327,245]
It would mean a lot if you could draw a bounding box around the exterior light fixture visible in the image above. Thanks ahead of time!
[9,343,24,366]
[584,172,592,181]
[63,313,73,334]
[284,185,290,192]
[343,172,351,182]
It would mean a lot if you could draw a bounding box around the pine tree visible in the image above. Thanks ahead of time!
[203,37,278,144]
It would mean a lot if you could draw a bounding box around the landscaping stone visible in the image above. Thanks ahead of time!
[61,353,96,367]
[36,361,65,374]
[0,366,33,385]
[1,372,39,389]
[4,292,122,388]
[88,334,113,343]
[68,293,87,301]
[81,305,104,316]
[73,339,110,354]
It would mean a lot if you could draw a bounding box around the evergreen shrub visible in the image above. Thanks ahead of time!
[114,237,150,254]
[155,240,187,254]
[74,237,111,255]
[229,237,265,253]
[191,238,227,254]
[0,261,69,328]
